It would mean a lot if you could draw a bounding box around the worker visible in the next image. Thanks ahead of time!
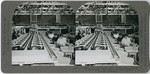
[48,31,54,39]
[68,33,75,45]
[113,32,119,39]
[132,33,139,45]
[56,34,68,46]
[52,33,58,43]
[117,33,123,44]
[121,34,132,47]
[12,30,17,40]
[75,33,82,40]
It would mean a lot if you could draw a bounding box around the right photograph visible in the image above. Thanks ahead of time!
[75,1,139,66]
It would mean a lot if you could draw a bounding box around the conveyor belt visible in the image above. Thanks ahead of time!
[75,32,100,50]
[75,34,93,46]
[12,32,34,50]
[75,31,119,58]
[31,32,44,50]
[12,34,28,46]
[95,33,104,46]
[80,34,94,45]
[104,33,120,59]
[32,33,40,46]
[25,32,35,50]
[93,32,119,59]
[75,32,120,65]
[39,33,57,59]
[86,32,99,50]
[81,34,96,48]
[16,34,29,45]
[94,32,108,50]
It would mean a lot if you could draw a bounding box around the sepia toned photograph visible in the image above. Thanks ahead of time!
[12,1,139,66]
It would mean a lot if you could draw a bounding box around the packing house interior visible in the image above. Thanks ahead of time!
[75,1,139,66]
[12,1,75,66]
[12,1,139,66]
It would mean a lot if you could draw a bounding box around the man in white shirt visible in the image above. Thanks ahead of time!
[57,34,68,46]
[48,31,54,39]
[113,33,119,39]
[121,35,132,47]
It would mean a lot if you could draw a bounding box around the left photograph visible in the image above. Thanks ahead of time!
[12,1,76,66]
